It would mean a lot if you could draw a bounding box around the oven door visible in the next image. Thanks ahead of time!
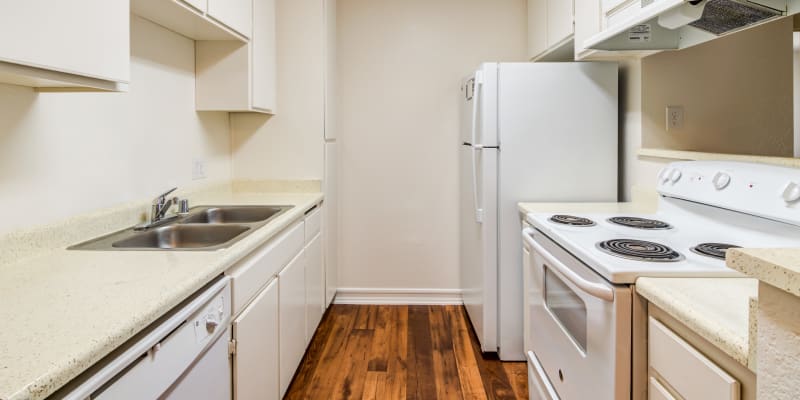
[522,228,632,400]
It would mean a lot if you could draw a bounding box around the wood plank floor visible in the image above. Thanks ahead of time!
[285,305,529,400]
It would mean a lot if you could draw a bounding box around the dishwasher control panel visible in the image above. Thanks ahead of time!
[192,288,230,345]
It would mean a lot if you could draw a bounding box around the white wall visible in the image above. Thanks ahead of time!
[0,17,231,236]
[230,0,326,180]
[337,0,528,289]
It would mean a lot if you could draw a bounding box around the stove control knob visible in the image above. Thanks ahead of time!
[658,168,670,183]
[712,172,731,190]
[782,182,800,203]
[669,169,682,183]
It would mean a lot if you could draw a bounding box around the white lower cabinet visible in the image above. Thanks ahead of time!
[232,278,279,400]
[305,233,324,343]
[226,204,327,399]
[279,251,307,396]
[648,317,740,400]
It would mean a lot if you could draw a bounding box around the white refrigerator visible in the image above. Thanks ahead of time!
[459,62,619,361]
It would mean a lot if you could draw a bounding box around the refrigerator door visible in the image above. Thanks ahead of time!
[495,62,619,361]
[460,68,499,353]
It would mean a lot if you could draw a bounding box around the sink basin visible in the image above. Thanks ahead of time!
[68,204,294,251]
[112,225,250,250]
[181,206,286,224]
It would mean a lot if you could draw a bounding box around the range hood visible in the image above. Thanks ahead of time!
[585,0,788,52]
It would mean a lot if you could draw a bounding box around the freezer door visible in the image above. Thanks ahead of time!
[459,144,498,353]
[460,63,498,147]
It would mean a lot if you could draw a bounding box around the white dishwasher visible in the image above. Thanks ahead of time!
[55,276,232,400]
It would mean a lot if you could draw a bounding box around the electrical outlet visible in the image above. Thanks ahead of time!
[666,106,684,131]
[192,159,207,180]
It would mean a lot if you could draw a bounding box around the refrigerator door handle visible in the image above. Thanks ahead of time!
[470,71,484,223]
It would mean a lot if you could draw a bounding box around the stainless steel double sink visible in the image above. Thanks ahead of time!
[69,205,293,251]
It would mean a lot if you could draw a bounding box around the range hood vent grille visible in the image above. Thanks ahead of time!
[689,0,781,35]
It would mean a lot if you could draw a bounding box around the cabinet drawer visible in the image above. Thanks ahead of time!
[648,317,739,400]
[228,220,304,315]
[305,206,321,243]
[649,377,677,400]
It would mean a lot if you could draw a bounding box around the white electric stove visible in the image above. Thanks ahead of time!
[522,161,800,400]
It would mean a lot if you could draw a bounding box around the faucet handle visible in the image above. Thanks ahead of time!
[178,199,190,215]
[154,187,178,204]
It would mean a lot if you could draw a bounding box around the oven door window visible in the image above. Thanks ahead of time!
[544,266,588,352]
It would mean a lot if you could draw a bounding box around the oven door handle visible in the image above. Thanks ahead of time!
[522,228,615,302]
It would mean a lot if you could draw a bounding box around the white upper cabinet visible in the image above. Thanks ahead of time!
[574,0,603,59]
[547,0,574,48]
[132,0,251,41]
[251,0,277,111]
[183,0,206,11]
[527,0,548,60]
[208,0,253,38]
[0,0,129,91]
[195,0,276,113]
[527,0,575,61]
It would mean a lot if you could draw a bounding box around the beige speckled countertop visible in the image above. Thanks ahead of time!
[0,185,323,400]
[636,277,758,371]
[727,248,800,298]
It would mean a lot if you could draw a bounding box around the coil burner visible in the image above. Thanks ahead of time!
[691,243,741,260]
[549,215,596,227]
[608,216,672,230]
[597,239,684,262]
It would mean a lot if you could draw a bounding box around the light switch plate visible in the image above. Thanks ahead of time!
[192,158,207,180]
[666,105,684,131]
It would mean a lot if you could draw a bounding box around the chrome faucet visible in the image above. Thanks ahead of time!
[135,188,180,230]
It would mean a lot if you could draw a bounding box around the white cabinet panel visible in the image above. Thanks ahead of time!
[233,278,279,400]
[132,0,245,41]
[0,0,129,90]
[227,220,304,316]
[324,142,339,306]
[527,0,548,60]
[251,0,277,111]
[279,252,307,396]
[547,0,574,47]
[649,317,740,400]
[196,0,276,113]
[182,0,207,12]
[649,377,677,400]
[208,0,253,38]
[305,233,324,343]
[305,208,322,243]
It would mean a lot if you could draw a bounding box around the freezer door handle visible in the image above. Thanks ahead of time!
[470,71,484,223]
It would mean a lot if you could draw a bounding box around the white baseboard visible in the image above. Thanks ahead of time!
[333,288,464,305]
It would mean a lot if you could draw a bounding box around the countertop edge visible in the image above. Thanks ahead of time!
[635,277,756,371]
[727,248,800,298]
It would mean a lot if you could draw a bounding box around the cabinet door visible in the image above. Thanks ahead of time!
[527,0,548,59]
[232,278,279,400]
[208,0,253,38]
[181,0,207,12]
[305,234,324,342]
[324,143,339,307]
[546,0,574,47]
[0,0,129,84]
[279,252,307,397]
[251,0,277,111]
